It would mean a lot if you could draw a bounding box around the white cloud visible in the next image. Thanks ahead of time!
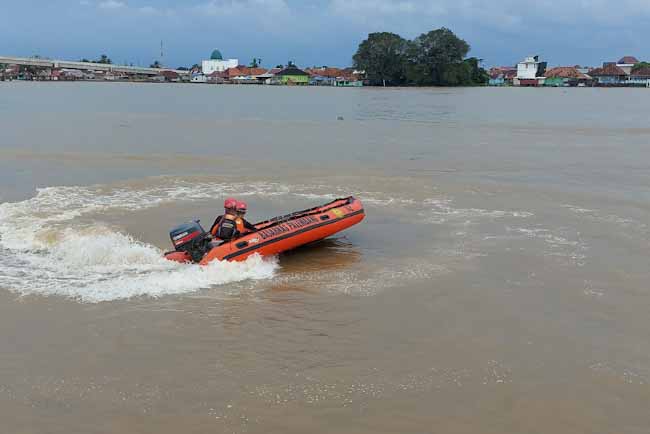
[98,0,126,9]
[138,6,157,14]
[331,0,418,14]
[329,0,650,29]
[93,1,176,16]
[195,0,290,16]
[190,0,294,34]
[137,5,176,16]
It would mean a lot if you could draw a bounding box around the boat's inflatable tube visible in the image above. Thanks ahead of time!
[165,197,364,264]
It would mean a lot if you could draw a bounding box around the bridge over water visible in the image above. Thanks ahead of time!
[0,55,188,76]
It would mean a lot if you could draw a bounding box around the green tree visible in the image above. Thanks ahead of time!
[466,57,488,85]
[95,54,112,64]
[632,61,650,72]
[150,61,162,68]
[353,32,409,86]
[80,58,91,63]
[405,28,469,85]
[440,62,471,86]
[438,58,488,86]
[249,58,262,68]
[353,27,486,86]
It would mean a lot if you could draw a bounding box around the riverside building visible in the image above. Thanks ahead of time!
[201,49,238,75]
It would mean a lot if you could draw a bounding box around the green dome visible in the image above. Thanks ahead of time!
[210,49,223,60]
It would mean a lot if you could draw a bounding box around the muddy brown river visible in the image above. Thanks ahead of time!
[1,82,649,433]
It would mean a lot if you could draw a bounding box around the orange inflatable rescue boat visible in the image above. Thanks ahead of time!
[164,197,364,264]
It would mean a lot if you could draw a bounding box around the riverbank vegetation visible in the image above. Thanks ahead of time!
[353,28,488,86]
[80,55,112,64]
[632,61,650,72]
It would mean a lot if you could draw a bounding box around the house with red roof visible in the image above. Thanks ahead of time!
[2,64,20,80]
[488,66,517,86]
[305,66,363,86]
[588,63,627,86]
[629,66,650,87]
[206,70,226,84]
[255,68,280,84]
[159,70,180,82]
[218,66,268,83]
[543,66,591,86]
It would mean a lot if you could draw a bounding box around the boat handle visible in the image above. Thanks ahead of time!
[236,241,249,249]
[320,215,330,221]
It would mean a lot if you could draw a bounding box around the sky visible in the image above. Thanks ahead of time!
[1,0,649,68]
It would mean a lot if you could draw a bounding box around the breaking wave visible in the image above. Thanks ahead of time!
[0,226,277,303]
[0,181,284,303]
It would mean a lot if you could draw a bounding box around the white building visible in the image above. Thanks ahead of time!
[191,73,207,83]
[514,55,547,86]
[201,49,238,75]
[61,68,84,79]
[516,55,547,79]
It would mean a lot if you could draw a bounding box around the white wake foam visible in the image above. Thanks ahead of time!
[0,184,281,302]
[0,226,278,302]
[0,177,421,302]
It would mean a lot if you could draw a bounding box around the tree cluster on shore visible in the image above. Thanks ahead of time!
[632,61,650,72]
[353,28,488,86]
[80,55,112,64]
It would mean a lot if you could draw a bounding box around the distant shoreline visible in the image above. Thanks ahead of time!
[3,78,649,89]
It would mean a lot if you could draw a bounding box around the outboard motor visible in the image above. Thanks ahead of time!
[168,220,212,263]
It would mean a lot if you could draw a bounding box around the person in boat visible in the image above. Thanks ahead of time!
[209,198,256,242]
[235,200,256,234]
[209,198,239,241]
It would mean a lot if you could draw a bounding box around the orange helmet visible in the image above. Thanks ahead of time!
[236,200,247,213]
[224,198,237,210]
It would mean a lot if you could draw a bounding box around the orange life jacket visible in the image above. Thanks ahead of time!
[235,217,245,234]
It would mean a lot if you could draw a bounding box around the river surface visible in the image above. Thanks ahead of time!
[1,82,649,433]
